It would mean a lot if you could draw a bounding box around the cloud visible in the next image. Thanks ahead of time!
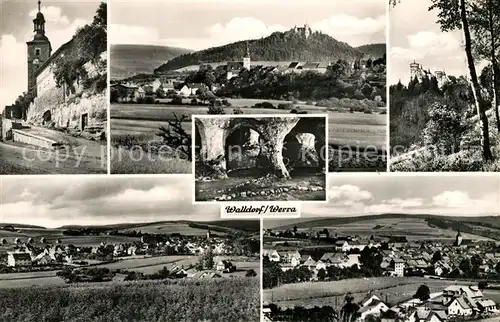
[0,177,219,228]
[311,14,386,46]
[29,6,70,25]
[0,35,26,109]
[384,198,424,208]
[109,24,161,45]
[329,185,373,207]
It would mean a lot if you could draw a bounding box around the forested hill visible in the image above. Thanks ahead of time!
[154,30,364,73]
[356,43,387,58]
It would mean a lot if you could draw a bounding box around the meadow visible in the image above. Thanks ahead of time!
[0,277,260,322]
[293,217,496,242]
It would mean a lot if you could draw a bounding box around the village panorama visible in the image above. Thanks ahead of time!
[0,176,261,321]
[262,175,500,322]
[109,0,388,175]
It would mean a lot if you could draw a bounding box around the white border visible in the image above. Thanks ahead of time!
[191,113,329,205]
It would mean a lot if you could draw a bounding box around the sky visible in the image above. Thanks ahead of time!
[265,174,500,228]
[0,176,220,228]
[389,0,470,85]
[0,0,102,112]
[109,0,386,50]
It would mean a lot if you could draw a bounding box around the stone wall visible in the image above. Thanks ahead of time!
[26,89,107,132]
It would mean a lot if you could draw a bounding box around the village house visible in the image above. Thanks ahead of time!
[358,294,389,321]
[7,252,32,267]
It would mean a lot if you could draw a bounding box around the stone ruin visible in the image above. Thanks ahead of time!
[195,117,326,179]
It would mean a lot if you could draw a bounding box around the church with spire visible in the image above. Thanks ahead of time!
[225,41,252,80]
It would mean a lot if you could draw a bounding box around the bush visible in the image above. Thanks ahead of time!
[263,102,274,109]
[144,96,155,104]
[221,99,231,107]
[245,269,257,277]
[208,105,225,115]
[191,98,198,105]
[277,103,294,110]
[171,96,183,105]
[233,107,244,114]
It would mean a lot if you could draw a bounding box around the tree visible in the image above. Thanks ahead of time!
[478,281,488,289]
[197,247,214,270]
[317,268,326,281]
[432,251,442,263]
[431,0,493,160]
[469,0,500,131]
[156,113,192,161]
[414,284,431,301]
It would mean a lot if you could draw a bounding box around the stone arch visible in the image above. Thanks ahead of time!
[285,117,327,173]
[42,110,52,125]
[224,124,264,174]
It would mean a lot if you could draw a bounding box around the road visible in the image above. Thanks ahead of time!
[0,141,106,174]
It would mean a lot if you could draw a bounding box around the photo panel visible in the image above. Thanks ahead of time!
[262,173,500,321]
[193,114,328,203]
[389,0,500,172]
[0,175,261,321]
[0,1,108,175]
[108,0,388,174]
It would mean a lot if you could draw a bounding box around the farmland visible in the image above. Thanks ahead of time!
[0,277,260,322]
[263,276,496,310]
[110,101,386,173]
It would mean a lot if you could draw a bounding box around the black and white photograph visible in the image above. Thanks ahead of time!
[389,0,500,172]
[0,1,108,174]
[193,114,327,202]
[0,175,261,321]
[262,174,500,322]
[109,0,387,175]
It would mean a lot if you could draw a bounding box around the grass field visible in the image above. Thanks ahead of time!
[0,277,260,321]
[263,277,496,310]
[118,222,218,235]
[291,217,496,242]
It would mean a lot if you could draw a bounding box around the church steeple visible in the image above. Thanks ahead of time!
[33,1,47,37]
[243,41,251,70]
[27,0,52,92]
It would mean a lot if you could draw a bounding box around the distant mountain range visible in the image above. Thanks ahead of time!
[110,44,193,80]
[154,29,386,73]
[1,220,260,235]
[267,213,500,230]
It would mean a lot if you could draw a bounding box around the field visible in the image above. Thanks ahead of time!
[276,217,498,242]
[0,277,260,322]
[263,277,499,310]
[110,101,386,173]
[118,222,218,235]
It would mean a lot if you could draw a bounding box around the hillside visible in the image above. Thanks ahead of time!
[268,214,500,241]
[155,30,363,73]
[356,43,386,59]
[58,220,259,234]
[111,44,193,79]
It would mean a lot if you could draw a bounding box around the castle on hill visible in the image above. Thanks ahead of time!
[410,60,449,88]
[292,24,312,39]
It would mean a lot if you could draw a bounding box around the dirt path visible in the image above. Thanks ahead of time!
[0,141,107,174]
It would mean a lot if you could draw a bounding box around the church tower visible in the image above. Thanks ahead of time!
[455,229,463,247]
[26,1,52,92]
[243,42,251,70]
